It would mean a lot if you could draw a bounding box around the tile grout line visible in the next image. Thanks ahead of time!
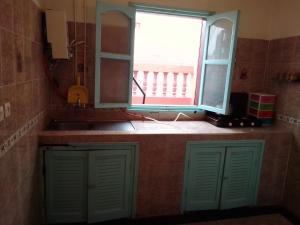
[276,113,300,127]
[0,26,43,46]
[1,77,48,89]
[0,110,45,159]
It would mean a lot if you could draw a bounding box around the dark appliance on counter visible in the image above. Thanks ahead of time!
[206,92,262,128]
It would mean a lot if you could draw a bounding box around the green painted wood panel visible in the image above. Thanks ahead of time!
[131,3,213,17]
[220,146,261,209]
[95,2,136,108]
[183,140,264,212]
[183,146,225,211]
[45,151,88,224]
[198,11,239,114]
[88,149,134,223]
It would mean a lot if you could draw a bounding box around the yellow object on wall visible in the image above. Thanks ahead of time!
[67,75,89,106]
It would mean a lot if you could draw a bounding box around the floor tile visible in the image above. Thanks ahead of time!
[184,214,292,225]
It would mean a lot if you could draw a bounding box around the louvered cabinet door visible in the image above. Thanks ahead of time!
[184,147,225,211]
[220,146,260,209]
[88,149,133,223]
[45,151,88,224]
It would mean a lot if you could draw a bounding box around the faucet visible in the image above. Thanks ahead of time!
[74,97,86,109]
[76,97,81,108]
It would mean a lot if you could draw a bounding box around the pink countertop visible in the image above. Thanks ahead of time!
[39,121,292,144]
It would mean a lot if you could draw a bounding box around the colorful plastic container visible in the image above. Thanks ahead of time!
[248,93,276,126]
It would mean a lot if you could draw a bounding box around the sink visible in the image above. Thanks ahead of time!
[47,121,135,131]
[92,122,134,131]
[48,121,92,130]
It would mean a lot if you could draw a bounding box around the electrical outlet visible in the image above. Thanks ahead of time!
[0,106,4,122]
[4,102,11,118]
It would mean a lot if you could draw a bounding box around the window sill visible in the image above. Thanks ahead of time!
[127,105,202,113]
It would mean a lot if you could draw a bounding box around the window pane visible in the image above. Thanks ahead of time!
[132,12,205,106]
[99,58,129,103]
[202,65,227,108]
[207,19,232,60]
[100,11,131,54]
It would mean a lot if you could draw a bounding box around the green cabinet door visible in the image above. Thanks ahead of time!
[220,146,262,209]
[183,146,225,211]
[88,149,134,223]
[183,141,264,212]
[45,151,88,224]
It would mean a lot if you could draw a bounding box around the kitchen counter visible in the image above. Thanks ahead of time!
[38,120,293,217]
[131,121,290,134]
[39,121,291,144]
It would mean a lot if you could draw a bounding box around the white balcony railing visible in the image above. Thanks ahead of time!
[132,64,195,99]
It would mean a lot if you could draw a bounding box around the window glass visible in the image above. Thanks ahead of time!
[207,19,232,60]
[100,11,131,54]
[202,65,228,109]
[99,59,130,103]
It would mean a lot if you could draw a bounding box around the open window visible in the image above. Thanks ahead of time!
[95,2,239,115]
[94,3,135,108]
[198,11,239,114]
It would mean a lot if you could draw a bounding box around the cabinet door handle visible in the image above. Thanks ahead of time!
[223,177,229,180]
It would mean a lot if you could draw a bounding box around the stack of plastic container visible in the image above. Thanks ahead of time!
[248,93,276,126]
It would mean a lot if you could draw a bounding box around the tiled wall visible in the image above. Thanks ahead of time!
[233,38,269,93]
[263,36,300,218]
[265,36,300,119]
[48,23,96,110]
[48,23,269,121]
[0,0,49,224]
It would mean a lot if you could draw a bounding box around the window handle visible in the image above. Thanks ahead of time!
[133,77,146,104]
